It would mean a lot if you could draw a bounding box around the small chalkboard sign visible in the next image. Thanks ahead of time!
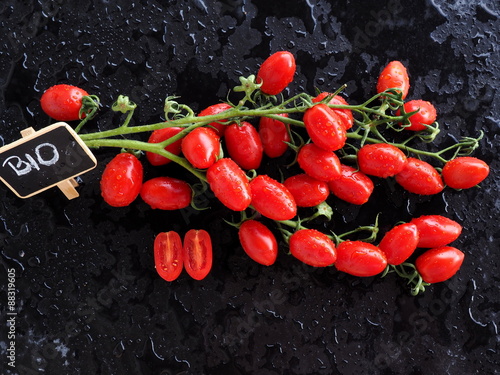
[0,122,97,199]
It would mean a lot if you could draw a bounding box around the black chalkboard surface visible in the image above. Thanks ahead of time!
[0,122,97,198]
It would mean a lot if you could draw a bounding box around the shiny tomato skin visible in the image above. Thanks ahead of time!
[259,114,290,158]
[181,127,220,169]
[442,157,490,189]
[395,158,444,195]
[335,241,388,277]
[289,229,337,267]
[328,165,374,205]
[206,158,251,211]
[357,143,407,178]
[256,51,296,95]
[410,215,462,248]
[225,121,263,170]
[378,223,420,265]
[303,104,347,151]
[312,92,354,130]
[146,126,184,166]
[238,220,278,266]
[249,175,297,221]
[297,143,342,181]
[376,61,410,99]
[183,229,212,280]
[140,177,192,210]
[198,103,233,136]
[40,84,89,121]
[100,153,143,207]
[284,174,329,207]
[154,231,183,282]
[415,246,465,283]
[397,100,437,131]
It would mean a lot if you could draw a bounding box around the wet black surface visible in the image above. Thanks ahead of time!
[1,1,499,374]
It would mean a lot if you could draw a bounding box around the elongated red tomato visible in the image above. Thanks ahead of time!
[146,126,184,166]
[284,174,329,207]
[442,157,490,189]
[312,92,354,130]
[335,241,387,277]
[207,158,251,211]
[415,246,465,283]
[256,51,296,95]
[181,127,220,169]
[238,220,278,266]
[395,158,444,195]
[328,165,374,205]
[378,223,419,265]
[40,84,89,121]
[303,104,347,151]
[225,121,263,170]
[357,143,407,178]
[198,102,233,136]
[100,153,143,207]
[154,231,183,282]
[410,215,462,248]
[396,100,437,131]
[289,229,337,267]
[140,177,192,210]
[183,229,212,280]
[297,143,342,181]
[376,61,410,99]
[259,114,290,158]
[249,175,297,221]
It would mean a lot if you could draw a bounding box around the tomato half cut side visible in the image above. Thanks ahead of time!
[154,231,184,282]
[183,229,213,280]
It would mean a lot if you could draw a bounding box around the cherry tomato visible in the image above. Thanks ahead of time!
[357,143,407,178]
[376,61,410,99]
[415,246,465,283]
[198,102,233,136]
[328,165,374,205]
[303,104,347,151]
[40,84,90,121]
[249,175,297,221]
[396,100,437,131]
[140,177,192,210]
[284,174,329,207]
[410,215,462,248]
[206,158,251,211]
[154,231,183,282]
[335,241,387,277]
[289,229,337,267]
[378,223,419,265]
[312,92,354,130]
[225,121,263,170]
[256,51,296,95]
[100,152,143,207]
[442,157,490,189]
[181,127,220,169]
[297,143,342,182]
[146,126,184,166]
[259,114,290,158]
[183,229,212,280]
[395,157,444,195]
[238,220,278,266]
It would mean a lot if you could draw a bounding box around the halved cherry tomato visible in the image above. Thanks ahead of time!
[256,51,296,95]
[238,220,278,266]
[312,92,354,130]
[40,84,89,121]
[140,177,192,210]
[100,152,143,207]
[376,61,410,99]
[328,165,374,205]
[297,143,342,181]
[207,158,251,211]
[181,127,220,169]
[259,114,290,158]
[415,246,465,283]
[442,157,490,189]
[395,157,444,195]
[225,121,263,170]
[357,143,407,178]
[303,104,347,151]
[183,229,212,280]
[198,102,233,136]
[335,241,387,277]
[289,229,337,267]
[154,231,183,282]
[378,223,419,265]
[396,100,437,131]
[146,126,184,166]
[249,175,297,221]
[284,174,329,207]
[410,215,462,248]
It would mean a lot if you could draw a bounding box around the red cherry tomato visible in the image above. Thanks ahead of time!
[327,165,374,205]
[357,143,407,178]
[410,215,462,248]
[259,114,290,158]
[181,127,220,169]
[100,152,143,207]
[312,92,354,130]
[289,229,337,267]
[378,223,419,265]
[442,157,490,189]
[335,241,388,277]
[376,61,410,99]
[297,143,342,181]
[198,103,233,136]
[225,121,263,170]
[415,246,465,283]
[396,100,437,131]
[206,158,251,211]
[40,84,90,121]
[183,229,212,280]
[303,104,347,151]
[395,157,444,195]
[154,231,183,282]
[238,220,278,266]
[140,177,192,210]
[256,51,296,95]
[249,175,297,221]
[146,126,184,166]
[283,174,329,207]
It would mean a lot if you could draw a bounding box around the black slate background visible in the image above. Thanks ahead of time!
[1,1,499,374]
